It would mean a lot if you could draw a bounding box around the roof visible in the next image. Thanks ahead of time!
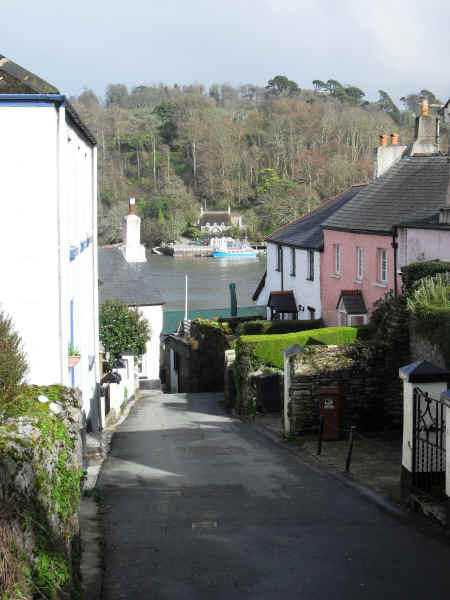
[398,211,450,231]
[0,54,59,94]
[324,156,450,235]
[0,54,96,146]
[336,290,367,314]
[268,290,297,313]
[98,246,164,306]
[267,185,366,250]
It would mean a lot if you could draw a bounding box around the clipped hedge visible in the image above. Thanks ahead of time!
[218,315,264,333]
[402,260,450,294]
[238,326,358,369]
[235,318,323,336]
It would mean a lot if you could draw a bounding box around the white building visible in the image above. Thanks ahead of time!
[0,56,100,427]
[98,199,164,397]
[397,206,450,268]
[254,186,364,320]
[198,206,243,234]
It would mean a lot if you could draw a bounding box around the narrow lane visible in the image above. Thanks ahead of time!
[98,391,450,599]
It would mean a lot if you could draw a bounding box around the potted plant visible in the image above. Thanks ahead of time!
[68,343,81,368]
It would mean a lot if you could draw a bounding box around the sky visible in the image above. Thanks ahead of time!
[1,0,449,102]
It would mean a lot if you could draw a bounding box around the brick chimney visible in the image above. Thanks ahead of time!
[122,197,146,263]
[411,99,440,155]
[374,133,407,178]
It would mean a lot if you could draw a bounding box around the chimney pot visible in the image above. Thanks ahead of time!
[379,134,388,147]
[391,133,399,145]
[129,197,136,214]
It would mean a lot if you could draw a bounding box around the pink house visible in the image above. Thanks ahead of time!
[321,102,450,326]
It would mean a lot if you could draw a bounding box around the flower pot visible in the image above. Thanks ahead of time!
[68,355,81,368]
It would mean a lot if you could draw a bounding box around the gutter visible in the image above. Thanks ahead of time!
[0,93,97,146]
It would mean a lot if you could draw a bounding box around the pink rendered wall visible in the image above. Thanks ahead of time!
[321,229,398,326]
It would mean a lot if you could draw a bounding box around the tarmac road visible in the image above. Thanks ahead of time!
[98,391,450,599]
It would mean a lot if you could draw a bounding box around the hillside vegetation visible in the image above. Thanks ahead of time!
[71,80,440,245]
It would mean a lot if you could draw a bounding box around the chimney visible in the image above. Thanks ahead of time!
[411,99,440,155]
[122,197,146,263]
[228,204,231,215]
[374,133,407,178]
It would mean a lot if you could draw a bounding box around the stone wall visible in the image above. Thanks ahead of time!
[0,386,85,599]
[289,344,403,435]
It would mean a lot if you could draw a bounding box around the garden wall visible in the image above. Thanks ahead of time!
[0,386,85,599]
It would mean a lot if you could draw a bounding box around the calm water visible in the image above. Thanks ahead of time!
[146,254,266,311]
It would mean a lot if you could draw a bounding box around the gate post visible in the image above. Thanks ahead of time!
[399,360,450,498]
[283,345,303,436]
[442,390,450,498]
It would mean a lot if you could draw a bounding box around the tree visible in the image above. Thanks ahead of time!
[378,90,401,124]
[266,75,299,97]
[105,84,129,108]
[0,311,27,405]
[99,301,150,369]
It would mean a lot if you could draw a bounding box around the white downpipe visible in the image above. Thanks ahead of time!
[184,274,189,321]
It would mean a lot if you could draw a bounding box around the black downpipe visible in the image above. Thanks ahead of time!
[391,227,398,297]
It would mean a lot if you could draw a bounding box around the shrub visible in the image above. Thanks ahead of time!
[236,318,323,336]
[99,300,150,368]
[218,315,264,333]
[402,260,450,295]
[237,326,358,369]
[0,311,28,405]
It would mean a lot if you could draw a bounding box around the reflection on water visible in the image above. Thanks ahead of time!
[145,254,266,310]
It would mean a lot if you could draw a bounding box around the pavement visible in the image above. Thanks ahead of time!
[97,390,450,599]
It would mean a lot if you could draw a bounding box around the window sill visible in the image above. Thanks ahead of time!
[373,281,388,288]
[306,278,315,283]
[329,273,342,279]
[353,279,363,285]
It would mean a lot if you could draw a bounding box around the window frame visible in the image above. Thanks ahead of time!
[276,245,283,272]
[307,249,315,281]
[377,248,388,284]
[290,247,296,276]
[356,246,364,281]
[333,243,342,275]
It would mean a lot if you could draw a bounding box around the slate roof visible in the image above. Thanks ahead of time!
[98,246,164,306]
[336,290,367,314]
[268,290,297,313]
[267,185,366,250]
[324,156,450,235]
[0,54,59,94]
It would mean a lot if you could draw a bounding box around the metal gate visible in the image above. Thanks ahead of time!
[412,387,446,497]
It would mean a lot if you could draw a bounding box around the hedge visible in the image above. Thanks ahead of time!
[402,260,450,294]
[235,318,323,336]
[238,326,358,369]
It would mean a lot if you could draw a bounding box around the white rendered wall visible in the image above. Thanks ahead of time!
[398,227,450,268]
[0,104,61,382]
[140,305,164,380]
[108,355,137,419]
[0,102,99,422]
[258,242,322,319]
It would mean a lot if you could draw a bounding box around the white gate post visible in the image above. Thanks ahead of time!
[399,360,450,497]
[441,391,450,498]
[283,345,303,436]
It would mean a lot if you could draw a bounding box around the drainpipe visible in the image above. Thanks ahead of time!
[280,246,284,291]
[391,226,399,297]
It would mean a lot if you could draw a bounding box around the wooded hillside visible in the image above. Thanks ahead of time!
[71,80,439,245]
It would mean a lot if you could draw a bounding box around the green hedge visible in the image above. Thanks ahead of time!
[238,326,358,369]
[236,318,323,336]
[402,260,450,294]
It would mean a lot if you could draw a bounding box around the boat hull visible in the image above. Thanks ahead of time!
[212,250,257,258]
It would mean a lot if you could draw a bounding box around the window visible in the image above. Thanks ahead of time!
[307,249,315,281]
[276,245,283,272]
[290,247,296,276]
[333,243,342,274]
[377,248,388,283]
[356,247,364,281]
[308,306,316,320]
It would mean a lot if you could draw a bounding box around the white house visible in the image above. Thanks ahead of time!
[0,55,100,428]
[397,206,450,268]
[254,186,364,320]
[198,206,243,234]
[98,199,164,400]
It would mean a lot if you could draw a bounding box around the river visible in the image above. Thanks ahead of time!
[147,254,266,311]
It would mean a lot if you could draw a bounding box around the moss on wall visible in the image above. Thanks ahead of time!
[0,385,84,600]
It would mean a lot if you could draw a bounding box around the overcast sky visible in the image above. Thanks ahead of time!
[1,0,449,102]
